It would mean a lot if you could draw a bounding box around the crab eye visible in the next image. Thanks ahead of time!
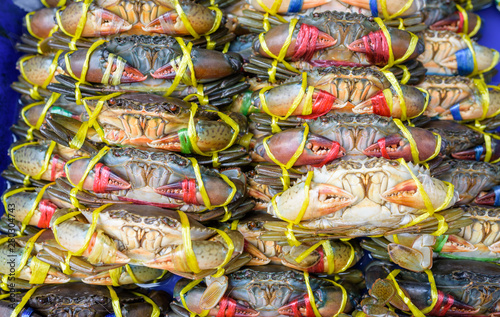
[95,295,108,305]
[37,296,50,305]
[109,98,116,104]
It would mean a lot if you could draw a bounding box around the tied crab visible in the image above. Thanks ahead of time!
[417,30,498,76]
[6,283,170,317]
[361,205,500,272]
[242,0,483,36]
[19,34,243,84]
[362,260,500,316]
[234,212,363,273]
[249,113,444,163]
[250,12,424,68]
[25,0,223,40]
[56,147,249,216]
[51,205,249,279]
[233,65,428,120]
[417,75,500,121]
[40,93,248,154]
[255,157,458,238]
[169,266,357,317]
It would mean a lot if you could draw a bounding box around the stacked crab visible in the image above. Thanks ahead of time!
[2,0,500,316]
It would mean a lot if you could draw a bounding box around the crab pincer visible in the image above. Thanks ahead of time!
[253,22,337,61]
[253,128,345,167]
[363,127,444,162]
[64,158,131,194]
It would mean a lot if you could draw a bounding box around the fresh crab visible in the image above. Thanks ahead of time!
[18,35,244,89]
[361,205,500,272]
[253,157,458,238]
[417,29,498,76]
[40,93,248,154]
[6,283,170,316]
[232,65,428,120]
[233,212,363,273]
[51,204,249,279]
[168,265,358,317]
[249,113,444,163]
[432,159,500,204]
[56,147,248,216]
[362,260,500,316]
[26,0,223,39]
[417,75,500,121]
[249,12,424,68]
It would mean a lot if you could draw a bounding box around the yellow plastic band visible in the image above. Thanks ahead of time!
[271,170,314,246]
[254,0,287,23]
[382,71,407,120]
[238,133,253,150]
[125,264,141,284]
[231,220,239,230]
[43,50,64,89]
[380,0,414,20]
[374,18,394,68]
[210,228,234,278]
[25,12,43,53]
[29,257,51,285]
[18,55,37,87]
[10,286,40,317]
[186,157,236,209]
[177,210,201,273]
[186,103,240,156]
[262,123,310,190]
[222,42,230,54]
[164,38,195,97]
[110,267,122,287]
[220,207,232,222]
[386,269,425,317]
[107,285,124,317]
[460,34,480,77]
[10,141,56,182]
[260,72,314,132]
[397,65,410,85]
[15,229,46,278]
[64,146,110,208]
[131,291,161,317]
[396,160,453,235]
[69,93,121,149]
[69,0,93,50]
[415,87,430,117]
[474,78,490,121]
[180,278,209,317]
[392,119,419,163]
[23,93,61,140]
[303,271,321,317]
[258,19,300,82]
[420,269,439,314]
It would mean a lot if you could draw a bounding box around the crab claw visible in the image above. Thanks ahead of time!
[254,129,345,167]
[271,182,355,221]
[279,287,349,316]
[10,142,66,182]
[149,119,237,153]
[143,3,215,36]
[155,176,236,206]
[382,176,457,210]
[253,23,336,61]
[59,49,146,84]
[474,187,500,206]
[363,127,442,162]
[348,28,424,66]
[353,85,427,119]
[430,11,481,36]
[438,234,477,253]
[151,49,243,81]
[58,2,132,37]
[2,189,58,228]
[25,7,58,39]
[65,159,131,193]
[252,82,339,119]
[18,55,61,87]
[452,139,500,162]
[427,291,480,316]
